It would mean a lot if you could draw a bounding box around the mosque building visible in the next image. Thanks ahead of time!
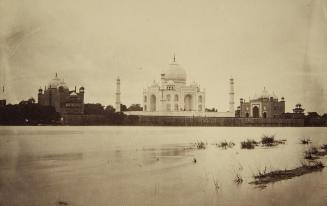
[37,73,85,115]
[237,87,285,118]
[124,56,235,117]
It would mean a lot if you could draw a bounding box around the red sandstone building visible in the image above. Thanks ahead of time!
[37,73,85,115]
[237,88,285,118]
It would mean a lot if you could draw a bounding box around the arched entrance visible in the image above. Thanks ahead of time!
[184,95,193,111]
[252,106,259,118]
[246,113,249,118]
[263,112,267,118]
[150,95,156,111]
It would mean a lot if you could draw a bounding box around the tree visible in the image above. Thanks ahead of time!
[0,100,60,125]
[120,104,128,112]
[104,105,115,114]
[128,104,143,111]
[205,107,217,112]
[84,103,104,115]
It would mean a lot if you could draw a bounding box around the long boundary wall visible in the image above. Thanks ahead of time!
[61,114,323,127]
[136,116,305,127]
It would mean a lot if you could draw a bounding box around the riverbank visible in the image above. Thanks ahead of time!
[60,114,327,127]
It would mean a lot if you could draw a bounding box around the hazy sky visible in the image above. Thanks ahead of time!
[0,0,327,113]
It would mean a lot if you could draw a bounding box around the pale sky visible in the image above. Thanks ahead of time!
[0,0,327,113]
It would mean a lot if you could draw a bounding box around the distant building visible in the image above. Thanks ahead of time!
[125,56,234,117]
[143,56,206,113]
[238,88,285,118]
[293,103,305,114]
[280,104,305,119]
[37,73,85,115]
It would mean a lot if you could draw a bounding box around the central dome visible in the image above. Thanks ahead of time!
[164,62,187,83]
[48,74,68,89]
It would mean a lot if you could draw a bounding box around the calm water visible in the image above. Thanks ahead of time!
[0,126,327,206]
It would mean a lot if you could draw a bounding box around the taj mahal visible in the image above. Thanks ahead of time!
[125,56,235,117]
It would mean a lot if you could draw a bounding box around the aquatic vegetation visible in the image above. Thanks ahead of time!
[194,141,207,149]
[303,145,327,160]
[321,144,327,150]
[300,138,312,144]
[216,141,235,149]
[212,178,220,191]
[240,139,258,149]
[56,201,69,205]
[250,161,324,187]
[261,135,275,145]
[304,150,318,160]
[234,173,243,184]
[261,135,286,147]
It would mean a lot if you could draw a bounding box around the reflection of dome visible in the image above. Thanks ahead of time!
[48,74,68,89]
[164,62,187,83]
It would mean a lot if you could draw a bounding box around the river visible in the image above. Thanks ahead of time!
[0,126,326,206]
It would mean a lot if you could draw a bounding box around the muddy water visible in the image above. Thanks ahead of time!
[0,126,326,206]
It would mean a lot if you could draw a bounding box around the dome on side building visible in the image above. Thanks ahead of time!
[48,73,68,89]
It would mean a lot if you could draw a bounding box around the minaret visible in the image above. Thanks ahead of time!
[0,64,6,106]
[229,77,235,115]
[0,85,6,107]
[115,77,121,112]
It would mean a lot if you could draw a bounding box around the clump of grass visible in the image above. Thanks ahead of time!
[300,160,324,169]
[321,144,327,150]
[216,141,235,149]
[304,146,319,160]
[261,135,275,145]
[194,141,207,149]
[304,145,327,159]
[212,178,220,191]
[234,173,243,184]
[261,135,286,147]
[56,201,69,205]
[240,139,258,149]
[254,166,269,178]
[251,161,324,187]
[300,138,312,144]
[308,146,319,154]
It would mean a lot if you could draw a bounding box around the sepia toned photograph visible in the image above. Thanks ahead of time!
[0,0,327,205]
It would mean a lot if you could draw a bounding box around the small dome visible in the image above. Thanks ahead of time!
[152,80,159,87]
[163,62,187,83]
[167,80,175,85]
[259,87,270,98]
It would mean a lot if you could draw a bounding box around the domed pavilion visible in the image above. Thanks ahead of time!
[141,56,206,113]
